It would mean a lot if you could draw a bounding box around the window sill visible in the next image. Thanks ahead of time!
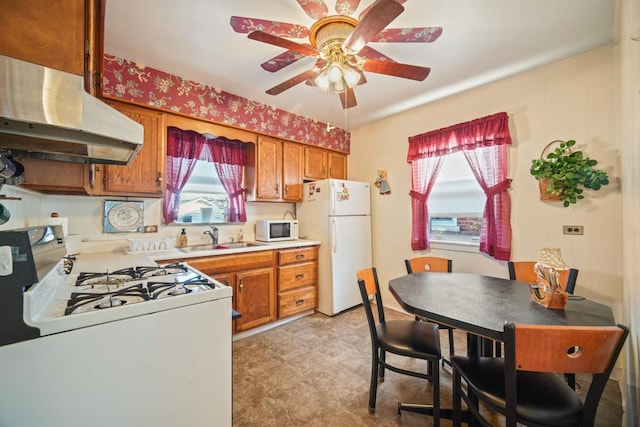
[429,239,480,253]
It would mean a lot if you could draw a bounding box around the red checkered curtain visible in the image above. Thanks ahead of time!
[163,127,207,224]
[407,112,512,259]
[207,137,247,223]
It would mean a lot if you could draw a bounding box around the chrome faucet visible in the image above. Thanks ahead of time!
[203,226,218,245]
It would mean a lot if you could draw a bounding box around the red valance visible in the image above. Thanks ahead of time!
[407,112,511,161]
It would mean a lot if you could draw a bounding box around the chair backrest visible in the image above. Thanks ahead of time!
[357,267,386,327]
[405,256,452,274]
[507,261,578,294]
[503,322,628,426]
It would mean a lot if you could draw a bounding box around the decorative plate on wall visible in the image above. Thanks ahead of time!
[103,200,144,233]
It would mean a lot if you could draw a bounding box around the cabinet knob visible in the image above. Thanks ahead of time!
[295,274,304,280]
[295,299,304,306]
[156,172,162,186]
[295,254,304,259]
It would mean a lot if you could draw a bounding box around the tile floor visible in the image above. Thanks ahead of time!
[232,306,622,426]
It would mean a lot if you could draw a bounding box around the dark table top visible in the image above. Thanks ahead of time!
[389,272,616,342]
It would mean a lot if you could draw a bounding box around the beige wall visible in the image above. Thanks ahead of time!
[349,47,623,321]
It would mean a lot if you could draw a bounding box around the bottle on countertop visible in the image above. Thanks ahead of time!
[176,228,188,248]
[236,228,243,243]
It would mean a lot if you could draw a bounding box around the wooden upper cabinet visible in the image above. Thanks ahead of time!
[282,141,303,202]
[255,136,282,200]
[17,158,95,195]
[246,136,304,202]
[100,101,166,197]
[304,146,348,181]
[0,0,92,76]
[328,152,347,180]
[303,146,328,181]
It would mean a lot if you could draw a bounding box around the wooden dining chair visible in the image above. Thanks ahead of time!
[452,322,629,427]
[357,267,442,425]
[506,260,580,389]
[405,256,455,367]
[508,260,579,294]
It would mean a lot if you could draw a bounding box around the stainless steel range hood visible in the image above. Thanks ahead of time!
[0,55,143,165]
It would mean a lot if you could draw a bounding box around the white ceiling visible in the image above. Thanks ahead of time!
[104,0,617,131]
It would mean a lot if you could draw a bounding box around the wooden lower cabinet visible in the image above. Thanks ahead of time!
[169,250,277,334]
[235,267,275,331]
[161,245,319,332]
[277,246,318,319]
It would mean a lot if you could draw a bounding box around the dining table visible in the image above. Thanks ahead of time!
[387,271,617,421]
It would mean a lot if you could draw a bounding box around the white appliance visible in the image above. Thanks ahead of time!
[0,225,232,427]
[297,179,372,316]
[255,219,299,242]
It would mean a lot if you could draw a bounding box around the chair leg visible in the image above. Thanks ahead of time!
[379,349,386,382]
[442,328,455,367]
[452,369,462,427]
[369,351,379,414]
[432,360,440,427]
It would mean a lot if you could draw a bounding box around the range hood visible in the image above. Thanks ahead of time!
[0,55,143,165]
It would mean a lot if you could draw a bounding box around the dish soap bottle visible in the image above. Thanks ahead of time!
[176,228,188,248]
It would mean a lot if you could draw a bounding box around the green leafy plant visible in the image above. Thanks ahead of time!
[530,140,610,207]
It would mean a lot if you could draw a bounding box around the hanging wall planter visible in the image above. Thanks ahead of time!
[530,140,609,207]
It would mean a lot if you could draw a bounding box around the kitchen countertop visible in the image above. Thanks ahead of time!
[69,239,320,271]
[147,239,321,262]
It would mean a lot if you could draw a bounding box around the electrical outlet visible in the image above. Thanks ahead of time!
[143,225,158,233]
[563,225,584,235]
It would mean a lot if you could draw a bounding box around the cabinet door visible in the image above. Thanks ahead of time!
[304,146,327,181]
[256,136,282,200]
[18,157,94,195]
[236,267,276,331]
[328,152,347,180]
[1,0,85,75]
[101,102,166,197]
[282,141,303,202]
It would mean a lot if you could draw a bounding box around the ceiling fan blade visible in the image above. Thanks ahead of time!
[261,50,309,72]
[230,16,309,38]
[296,0,329,20]
[344,0,404,53]
[339,87,358,109]
[373,27,443,43]
[248,31,318,56]
[266,69,320,95]
[335,0,361,15]
[359,0,406,20]
[362,58,430,81]
[358,46,396,62]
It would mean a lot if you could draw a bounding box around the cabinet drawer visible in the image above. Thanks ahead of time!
[278,287,316,319]
[278,246,318,265]
[278,262,317,291]
[178,250,276,275]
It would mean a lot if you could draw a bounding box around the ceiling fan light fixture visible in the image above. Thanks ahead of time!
[327,63,343,83]
[342,64,361,87]
[314,71,331,90]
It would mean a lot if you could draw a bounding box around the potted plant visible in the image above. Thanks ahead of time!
[530,140,610,207]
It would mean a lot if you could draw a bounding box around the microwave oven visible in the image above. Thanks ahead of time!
[255,220,299,242]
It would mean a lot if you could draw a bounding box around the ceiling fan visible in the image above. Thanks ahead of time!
[230,0,442,109]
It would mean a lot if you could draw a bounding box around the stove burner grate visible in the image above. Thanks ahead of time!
[76,268,138,287]
[65,283,150,315]
[147,275,211,299]
[136,263,188,278]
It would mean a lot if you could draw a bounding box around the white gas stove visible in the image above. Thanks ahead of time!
[0,225,232,427]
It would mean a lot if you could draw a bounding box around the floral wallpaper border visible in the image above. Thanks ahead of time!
[102,54,350,153]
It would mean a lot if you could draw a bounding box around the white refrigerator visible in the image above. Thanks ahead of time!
[297,179,372,316]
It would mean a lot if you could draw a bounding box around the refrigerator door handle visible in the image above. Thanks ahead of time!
[330,181,336,216]
[331,217,337,253]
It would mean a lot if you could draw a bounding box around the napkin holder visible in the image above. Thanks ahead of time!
[529,262,568,309]
[529,284,568,309]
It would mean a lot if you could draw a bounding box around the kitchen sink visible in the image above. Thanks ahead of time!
[179,241,265,252]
